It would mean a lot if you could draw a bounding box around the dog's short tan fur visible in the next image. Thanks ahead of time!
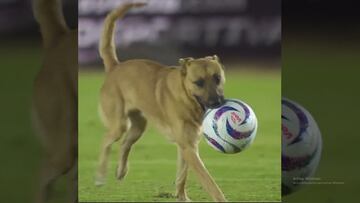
[95,3,227,202]
[32,0,77,202]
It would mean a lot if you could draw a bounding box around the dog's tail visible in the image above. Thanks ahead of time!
[99,2,146,72]
[32,0,69,48]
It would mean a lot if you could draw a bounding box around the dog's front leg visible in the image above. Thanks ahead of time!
[175,146,191,202]
[180,146,227,202]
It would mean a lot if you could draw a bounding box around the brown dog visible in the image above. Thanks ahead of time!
[95,3,227,202]
[32,0,77,202]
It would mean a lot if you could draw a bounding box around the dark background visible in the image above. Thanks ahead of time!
[78,0,280,67]
[0,0,77,36]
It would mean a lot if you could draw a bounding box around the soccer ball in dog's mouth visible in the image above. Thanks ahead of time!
[202,98,258,154]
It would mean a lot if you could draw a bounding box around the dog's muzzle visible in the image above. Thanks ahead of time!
[193,95,206,111]
[207,95,225,109]
[194,95,225,110]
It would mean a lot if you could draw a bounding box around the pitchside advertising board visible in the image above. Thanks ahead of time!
[79,0,280,65]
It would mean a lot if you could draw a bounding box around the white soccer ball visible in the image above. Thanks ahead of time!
[282,98,322,195]
[202,99,258,154]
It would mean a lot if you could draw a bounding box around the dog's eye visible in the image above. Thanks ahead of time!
[194,79,205,88]
[213,74,221,85]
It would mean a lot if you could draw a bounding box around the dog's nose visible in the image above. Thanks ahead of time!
[208,96,225,108]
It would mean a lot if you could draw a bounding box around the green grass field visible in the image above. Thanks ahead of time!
[79,68,281,202]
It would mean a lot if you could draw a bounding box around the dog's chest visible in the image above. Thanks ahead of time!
[154,123,176,142]
[150,117,202,145]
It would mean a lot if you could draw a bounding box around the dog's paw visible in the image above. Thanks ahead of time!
[177,196,191,202]
[175,193,191,202]
[116,165,128,181]
[94,174,106,186]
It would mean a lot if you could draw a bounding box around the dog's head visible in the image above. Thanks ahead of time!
[179,55,225,109]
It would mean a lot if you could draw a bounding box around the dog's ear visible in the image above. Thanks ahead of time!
[179,57,194,75]
[205,55,220,62]
[212,55,225,70]
[213,55,219,62]
[179,57,194,66]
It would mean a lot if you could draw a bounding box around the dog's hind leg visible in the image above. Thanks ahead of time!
[116,110,147,181]
[95,96,128,186]
[35,141,76,203]
[95,121,128,186]
[95,119,128,186]
[175,146,191,202]
[36,160,62,203]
